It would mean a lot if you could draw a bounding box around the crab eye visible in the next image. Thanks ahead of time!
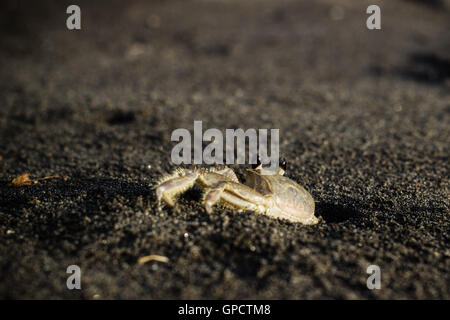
[279,158,287,171]
[251,156,262,169]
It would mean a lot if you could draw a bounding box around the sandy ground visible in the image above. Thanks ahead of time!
[0,0,449,299]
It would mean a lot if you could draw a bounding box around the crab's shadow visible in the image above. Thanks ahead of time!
[315,202,361,223]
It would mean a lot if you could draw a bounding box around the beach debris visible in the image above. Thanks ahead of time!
[8,173,68,187]
[138,254,169,265]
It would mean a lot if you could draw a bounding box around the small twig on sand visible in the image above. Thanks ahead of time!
[138,254,169,265]
[35,174,68,182]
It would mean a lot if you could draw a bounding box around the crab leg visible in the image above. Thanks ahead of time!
[214,167,239,183]
[156,167,240,207]
[203,184,226,213]
[203,181,271,214]
[156,171,199,206]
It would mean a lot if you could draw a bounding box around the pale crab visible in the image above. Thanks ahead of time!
[155,159,318,225]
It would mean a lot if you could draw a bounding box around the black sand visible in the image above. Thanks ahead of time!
[0,0,449,299]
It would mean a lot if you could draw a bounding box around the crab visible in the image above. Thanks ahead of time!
[155,159,318,225]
